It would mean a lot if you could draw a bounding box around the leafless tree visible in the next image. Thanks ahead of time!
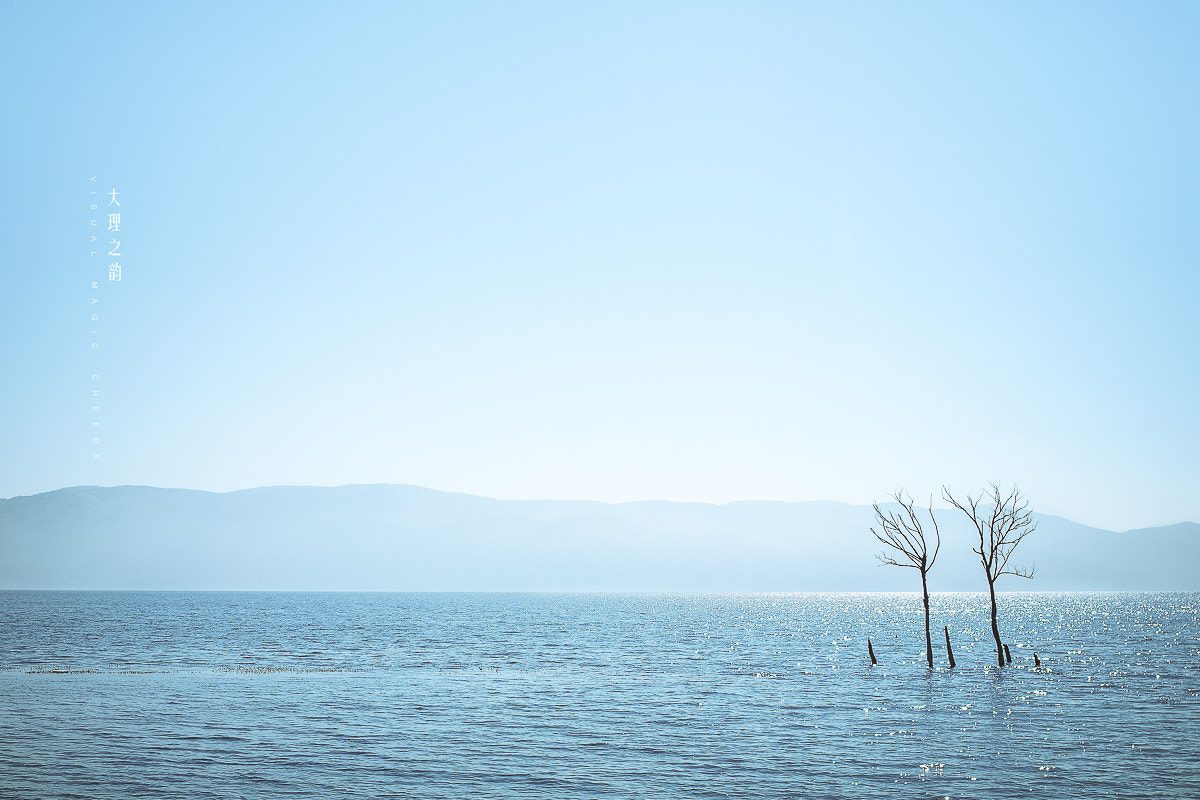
[871,490,941,668]
[942,483,1037,667]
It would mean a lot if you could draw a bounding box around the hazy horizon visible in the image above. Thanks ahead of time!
[6,480,1198,533]
[5,483,1196,593]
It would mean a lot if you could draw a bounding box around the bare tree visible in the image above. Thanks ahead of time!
[942,483,1037,667]
[871,490,941,668]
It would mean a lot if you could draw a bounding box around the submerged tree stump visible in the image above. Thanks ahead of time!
[868,638,878,666]
[1033,652,1040,668]
[1003,644,1012,665]
[944,625,956,669]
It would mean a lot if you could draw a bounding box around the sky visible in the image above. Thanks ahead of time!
[2,1,1197,531]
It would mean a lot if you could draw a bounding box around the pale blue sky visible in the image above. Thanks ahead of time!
[2,2,1197,530]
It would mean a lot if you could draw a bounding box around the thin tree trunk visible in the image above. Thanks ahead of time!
[921,569,933,669]
[987,578,1004,667]
[944,625,956,669]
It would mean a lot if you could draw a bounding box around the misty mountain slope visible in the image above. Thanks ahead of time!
[0,485,1196,590]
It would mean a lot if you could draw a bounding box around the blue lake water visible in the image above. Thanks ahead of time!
[0,591,1197,799]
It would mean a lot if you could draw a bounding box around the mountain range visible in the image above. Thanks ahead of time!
[1,484,1196,591]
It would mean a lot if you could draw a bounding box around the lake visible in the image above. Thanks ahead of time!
[1,591,1197,798]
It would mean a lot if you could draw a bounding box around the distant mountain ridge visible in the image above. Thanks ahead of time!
[1,484,1196,591]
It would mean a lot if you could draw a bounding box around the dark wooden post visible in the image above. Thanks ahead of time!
[1033,652,1040,668]
[1003,644,1012,665]
[944,625,956,669]
[868,638,878,666]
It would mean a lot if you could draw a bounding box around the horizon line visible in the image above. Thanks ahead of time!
[4,482,1198,533]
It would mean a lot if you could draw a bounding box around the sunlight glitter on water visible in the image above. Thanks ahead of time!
[0,591,1197,799]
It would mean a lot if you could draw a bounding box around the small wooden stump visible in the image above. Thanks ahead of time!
[944,626,956,669]
[1033,652,1040,668]
[868,638,878,666]
[1003,644,1012,665]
